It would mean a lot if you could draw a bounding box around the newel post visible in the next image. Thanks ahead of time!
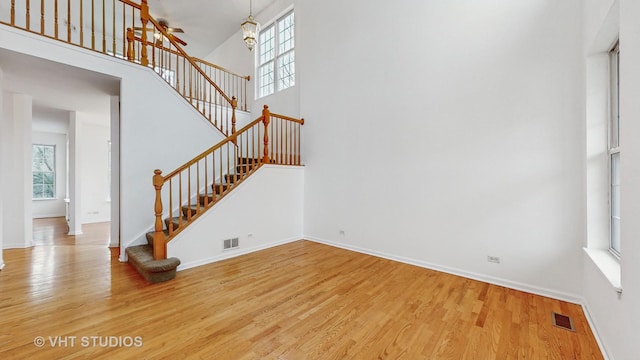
[262,105,270,164]
[139,0,150,67]
[126,28,135,61]
[231,96,238,136]
[153,169,167,260]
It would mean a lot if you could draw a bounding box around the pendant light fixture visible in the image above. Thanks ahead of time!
[241,0,260,51]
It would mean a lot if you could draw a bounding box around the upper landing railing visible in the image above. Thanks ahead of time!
[1,0,250,135]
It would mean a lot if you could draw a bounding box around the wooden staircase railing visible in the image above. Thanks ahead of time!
[1,0,250,135]
[151,106,304,260]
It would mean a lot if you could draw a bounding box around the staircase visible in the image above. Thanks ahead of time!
[1,0,305,283]
[144,106,305,280]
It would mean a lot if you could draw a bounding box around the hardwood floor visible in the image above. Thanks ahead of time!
[32,217,111,246]
[0,240,603,359]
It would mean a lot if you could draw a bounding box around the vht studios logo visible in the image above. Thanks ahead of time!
[34,335,143,348]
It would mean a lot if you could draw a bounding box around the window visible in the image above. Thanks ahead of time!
[32,144,56,199]
[609,41,620,257]
[257,10,295,98]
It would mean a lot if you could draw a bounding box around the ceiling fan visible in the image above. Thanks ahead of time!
[134,19,187,47]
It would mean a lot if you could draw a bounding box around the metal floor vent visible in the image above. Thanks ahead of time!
[223,238,239,250]
[552,312,575,331]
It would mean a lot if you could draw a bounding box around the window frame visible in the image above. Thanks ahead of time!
[256,9,295,99]
[32,144,56,200]
[608,40,621,258]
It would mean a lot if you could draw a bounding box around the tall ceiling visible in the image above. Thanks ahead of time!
[147,0,276,58]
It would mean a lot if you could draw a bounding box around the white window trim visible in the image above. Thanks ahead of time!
[255,9,295,99]
[608,40,620,259]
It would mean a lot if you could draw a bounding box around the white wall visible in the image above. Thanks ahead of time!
[583,0,640,359]
[0,67,4,268]
[168,165,304,269]
[31,131,67,218]
[0,26,226,257]
[78,114,111,224]
[2,92,33,248]
[299,0,585,302]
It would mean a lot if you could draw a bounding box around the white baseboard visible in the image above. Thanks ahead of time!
[176,237,300,271]
[305,236,583,304]
[580,300,612,360]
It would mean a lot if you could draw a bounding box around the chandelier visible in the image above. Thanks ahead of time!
[241,0,260,51]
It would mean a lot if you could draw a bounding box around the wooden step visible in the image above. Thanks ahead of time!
[237,157,259,164]
[182,205,198,218]
[236,163,254,174]
[198,193,218,206]
[164,216,189,232]
[224,173,244,184]
[212,183,231,194]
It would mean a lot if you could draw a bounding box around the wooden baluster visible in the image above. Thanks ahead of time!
[40,0,44,34]
[218,147,223,194]
[91,0,95,49]
[231,96,238,136]
[196,163,200,213]
[126,28,134,61]
[80,0,84,46]
[299,119,304,164]
[187,167,192,220]
[252,126,256,164]
[288,120,292,164]
[178,173,184,226]
[262,105,270,164]
[168,178,173,234]
[66,0,70,42]
[101,0,106,52]
[111,0,115,53]
[278,118,285,164]
[203,156,209,207]
[26,0,30,30]
[152,170,166,260]
[121,3,125,57]
[54,0,58,37]
[11,0,15,26]
[139,0,149,66]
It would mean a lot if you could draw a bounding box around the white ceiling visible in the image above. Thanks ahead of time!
[148,0,276,58]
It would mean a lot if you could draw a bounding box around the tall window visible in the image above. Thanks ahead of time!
[32,144,56,199]
[609,41,620,257]
[257,10,295,98]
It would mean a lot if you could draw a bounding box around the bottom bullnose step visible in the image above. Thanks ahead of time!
[126,245,180,283]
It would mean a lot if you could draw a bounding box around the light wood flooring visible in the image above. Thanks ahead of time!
[32,217,111,246]
[0,235,603,359]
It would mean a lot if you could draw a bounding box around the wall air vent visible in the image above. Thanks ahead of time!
[223,238,240,250]
[552,312,575,331]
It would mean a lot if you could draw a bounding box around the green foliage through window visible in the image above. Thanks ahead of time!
[33,144,56,199]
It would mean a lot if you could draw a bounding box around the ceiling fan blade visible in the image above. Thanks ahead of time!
[167,27,184,33]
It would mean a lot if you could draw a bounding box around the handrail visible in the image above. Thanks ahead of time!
[145,16,232,105]
[161,117,262,180]
[1,0,250,132]
[193,57,251,81]
[151,106,305,259]
[271,112,305,124]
